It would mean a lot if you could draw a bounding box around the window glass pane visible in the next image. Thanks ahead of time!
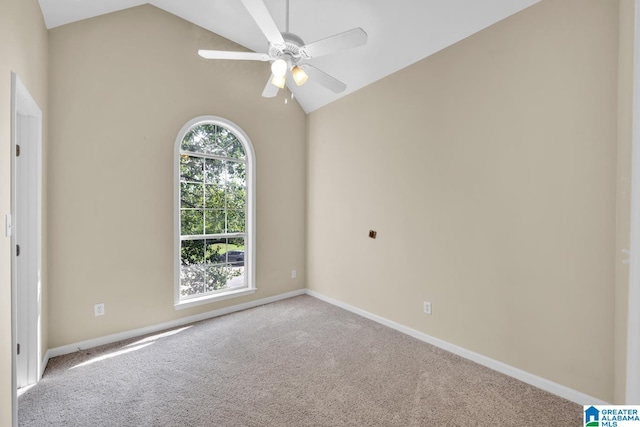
[181,209,204,235]
[205,159,225,185]
[226,238,245,267]
[226,161,245,184]
[205,238,226,265]
[205,265,228,292]
[205,209,225,234]
[226,162,246,211]
[217,126,232,144]
[181,129,207,153]
[227,210,245,233]
[227,187,247,211]
[181,239,205,264]
[180,155,204,182]
[227,238,246,288]
[224,136,246,160]
[204,125,227,157]
[181,264,205,296]
[227,266,245,289]
[205,184,224,209]
[226,184,246,211]
[227,237,244,250]
[181,183,203,209]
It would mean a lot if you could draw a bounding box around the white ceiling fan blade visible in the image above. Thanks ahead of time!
[299,28,367,59]
[241,0,285,47]
[198,50,270,61]
[262,74,279,98]
[300,64,347,93]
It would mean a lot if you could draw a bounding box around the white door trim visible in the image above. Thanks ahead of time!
[10,73,43,426]
[627,0,640,405]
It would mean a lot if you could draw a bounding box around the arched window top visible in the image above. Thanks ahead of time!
[177,116,255,161]
[181,123,246,160]
[174,116,256,309]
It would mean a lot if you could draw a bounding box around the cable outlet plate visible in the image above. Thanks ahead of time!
[423,301,432,315]
[94,303,105,317]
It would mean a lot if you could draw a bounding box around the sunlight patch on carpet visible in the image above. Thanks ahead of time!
[125,326,192,348]
[69,343,154,370]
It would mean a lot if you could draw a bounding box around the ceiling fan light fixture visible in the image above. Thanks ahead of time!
[291,65,308,86]
[271,74,286,89]
[271,59,288,77]
[197,0,367,100]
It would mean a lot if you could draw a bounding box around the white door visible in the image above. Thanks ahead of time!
[15,113,37,388]
[11,73,43,401]
[15,114,27,387]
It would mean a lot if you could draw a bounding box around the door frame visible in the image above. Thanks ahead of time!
[627,0,640,405]
[10,72,43,425]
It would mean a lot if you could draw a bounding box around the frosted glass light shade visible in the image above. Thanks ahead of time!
[291,65,308,86]
[271,74,286,89]
[270,59,288,77]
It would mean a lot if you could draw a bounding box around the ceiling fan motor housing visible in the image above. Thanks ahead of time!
[269,32,305,62]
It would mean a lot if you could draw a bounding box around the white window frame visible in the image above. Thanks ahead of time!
[174,116,256,309]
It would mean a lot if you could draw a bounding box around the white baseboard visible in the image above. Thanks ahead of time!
[48,289,306,359]
[305,289,609,406]
[40,349,51,380]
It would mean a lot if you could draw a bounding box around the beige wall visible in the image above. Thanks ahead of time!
[0,0,48,424]
[47,5,306,348]
[616,0,635,404]
[307,0,620,402]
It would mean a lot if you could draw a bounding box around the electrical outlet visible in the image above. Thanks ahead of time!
[291,270,297,279]
[94,303,105,317]
[423,301,432,315]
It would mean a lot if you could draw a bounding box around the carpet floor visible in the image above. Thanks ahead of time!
[19,295,581,426]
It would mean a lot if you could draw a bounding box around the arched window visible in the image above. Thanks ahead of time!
[174,116,256,308]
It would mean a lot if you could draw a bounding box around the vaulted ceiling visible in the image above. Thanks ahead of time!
[37,0,540,113]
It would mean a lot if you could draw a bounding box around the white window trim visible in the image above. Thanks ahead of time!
[173,116,256,310]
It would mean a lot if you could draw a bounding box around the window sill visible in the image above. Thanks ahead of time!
[174,287,257,310]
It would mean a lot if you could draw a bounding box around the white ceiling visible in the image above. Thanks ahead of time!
[37,0,540,113]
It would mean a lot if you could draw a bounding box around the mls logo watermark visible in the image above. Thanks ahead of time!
[584,406,640,426]
[585,406,600,426]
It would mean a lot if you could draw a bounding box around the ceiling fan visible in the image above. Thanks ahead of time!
[198,0,368,98]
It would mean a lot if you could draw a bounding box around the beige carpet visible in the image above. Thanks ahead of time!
[19,295,581,426]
